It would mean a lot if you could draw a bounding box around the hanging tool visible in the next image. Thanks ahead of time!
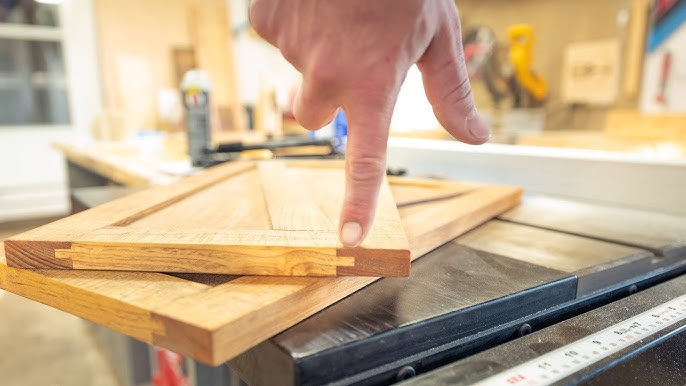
[463,25,513,109]
[508,24,548,105]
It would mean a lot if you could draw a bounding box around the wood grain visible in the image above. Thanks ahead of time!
[388,176,476,207]
[8,161,254,242]
[4,160,410,277]
[0,178,521,365]
[257,161,334,231]
[0,250,209,343]
[401,185,523,259]
[129,170,270,230]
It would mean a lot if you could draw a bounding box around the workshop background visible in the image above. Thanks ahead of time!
[1,0,685,385]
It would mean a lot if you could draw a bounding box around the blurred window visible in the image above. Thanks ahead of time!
[0,1,69,126]
[0,0,59,27]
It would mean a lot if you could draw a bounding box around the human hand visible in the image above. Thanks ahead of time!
[250,0,489,247]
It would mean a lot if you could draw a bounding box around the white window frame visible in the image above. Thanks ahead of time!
[0,0,102,222]
[0,0,102,133]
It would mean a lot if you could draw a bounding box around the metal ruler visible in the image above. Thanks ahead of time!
[474,294,686,386]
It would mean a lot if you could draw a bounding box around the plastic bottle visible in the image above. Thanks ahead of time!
[181,70,212,166]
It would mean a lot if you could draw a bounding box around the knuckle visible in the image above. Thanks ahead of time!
[442,72,474,112]
[347,157,386,185]
[306,58,340,86]
[293,107,330,131]
[248,1,270,35]
[277,37,300,66]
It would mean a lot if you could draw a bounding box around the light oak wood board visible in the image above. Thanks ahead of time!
[0,177,522,365]
[387,176,476,207]
[5,160,411,277]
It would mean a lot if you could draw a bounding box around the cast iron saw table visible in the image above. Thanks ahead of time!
[69,185,686,386]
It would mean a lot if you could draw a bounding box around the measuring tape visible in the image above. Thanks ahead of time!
[474,294,686,386]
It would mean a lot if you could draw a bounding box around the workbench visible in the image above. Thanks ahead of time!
[38,137,686,385]
[53,132,255,189]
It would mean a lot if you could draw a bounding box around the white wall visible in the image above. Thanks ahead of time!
[0,127,73,221]
[228,0,300,108]
[0,0,101,222]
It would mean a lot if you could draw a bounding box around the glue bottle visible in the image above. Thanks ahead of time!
[181,70,212,167]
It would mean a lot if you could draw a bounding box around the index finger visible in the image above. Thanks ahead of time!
[338,92,397,247]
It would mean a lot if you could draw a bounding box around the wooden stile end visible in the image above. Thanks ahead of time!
[4,239,73,269]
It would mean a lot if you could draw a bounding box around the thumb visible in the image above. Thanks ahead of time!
[417,10,490,144]
[338,97,395,247]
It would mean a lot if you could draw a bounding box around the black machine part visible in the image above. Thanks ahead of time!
[199,136,339,166]
[400,274,686,386]
[228,192,686,386]
[209,136,336,154]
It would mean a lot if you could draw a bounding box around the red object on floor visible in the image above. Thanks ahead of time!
[655,51,672,105]
[152,348,189,386]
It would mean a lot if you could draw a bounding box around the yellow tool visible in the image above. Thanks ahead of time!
[508,24,548,102]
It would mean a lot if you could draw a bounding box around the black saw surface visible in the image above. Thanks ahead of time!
[230,197,686,386]
[401,274,686,386]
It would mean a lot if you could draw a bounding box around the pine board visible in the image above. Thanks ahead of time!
[0,177,521,365]
[5,160,411,277]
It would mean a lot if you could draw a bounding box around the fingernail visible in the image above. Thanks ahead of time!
[340,222,363,247]
[466,109,490,141]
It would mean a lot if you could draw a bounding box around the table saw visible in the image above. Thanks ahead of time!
[227,140,686,385]
[6,138,686,386]
[227,195,685,385]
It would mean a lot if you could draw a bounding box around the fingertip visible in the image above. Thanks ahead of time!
[432,105,491,145]
[338,156,386,248]
[339,221,363,247]
[465,109,491,143]
[418,10,491,146]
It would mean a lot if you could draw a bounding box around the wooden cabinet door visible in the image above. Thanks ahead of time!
[5,160,412,277]
[0,173,522,365]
